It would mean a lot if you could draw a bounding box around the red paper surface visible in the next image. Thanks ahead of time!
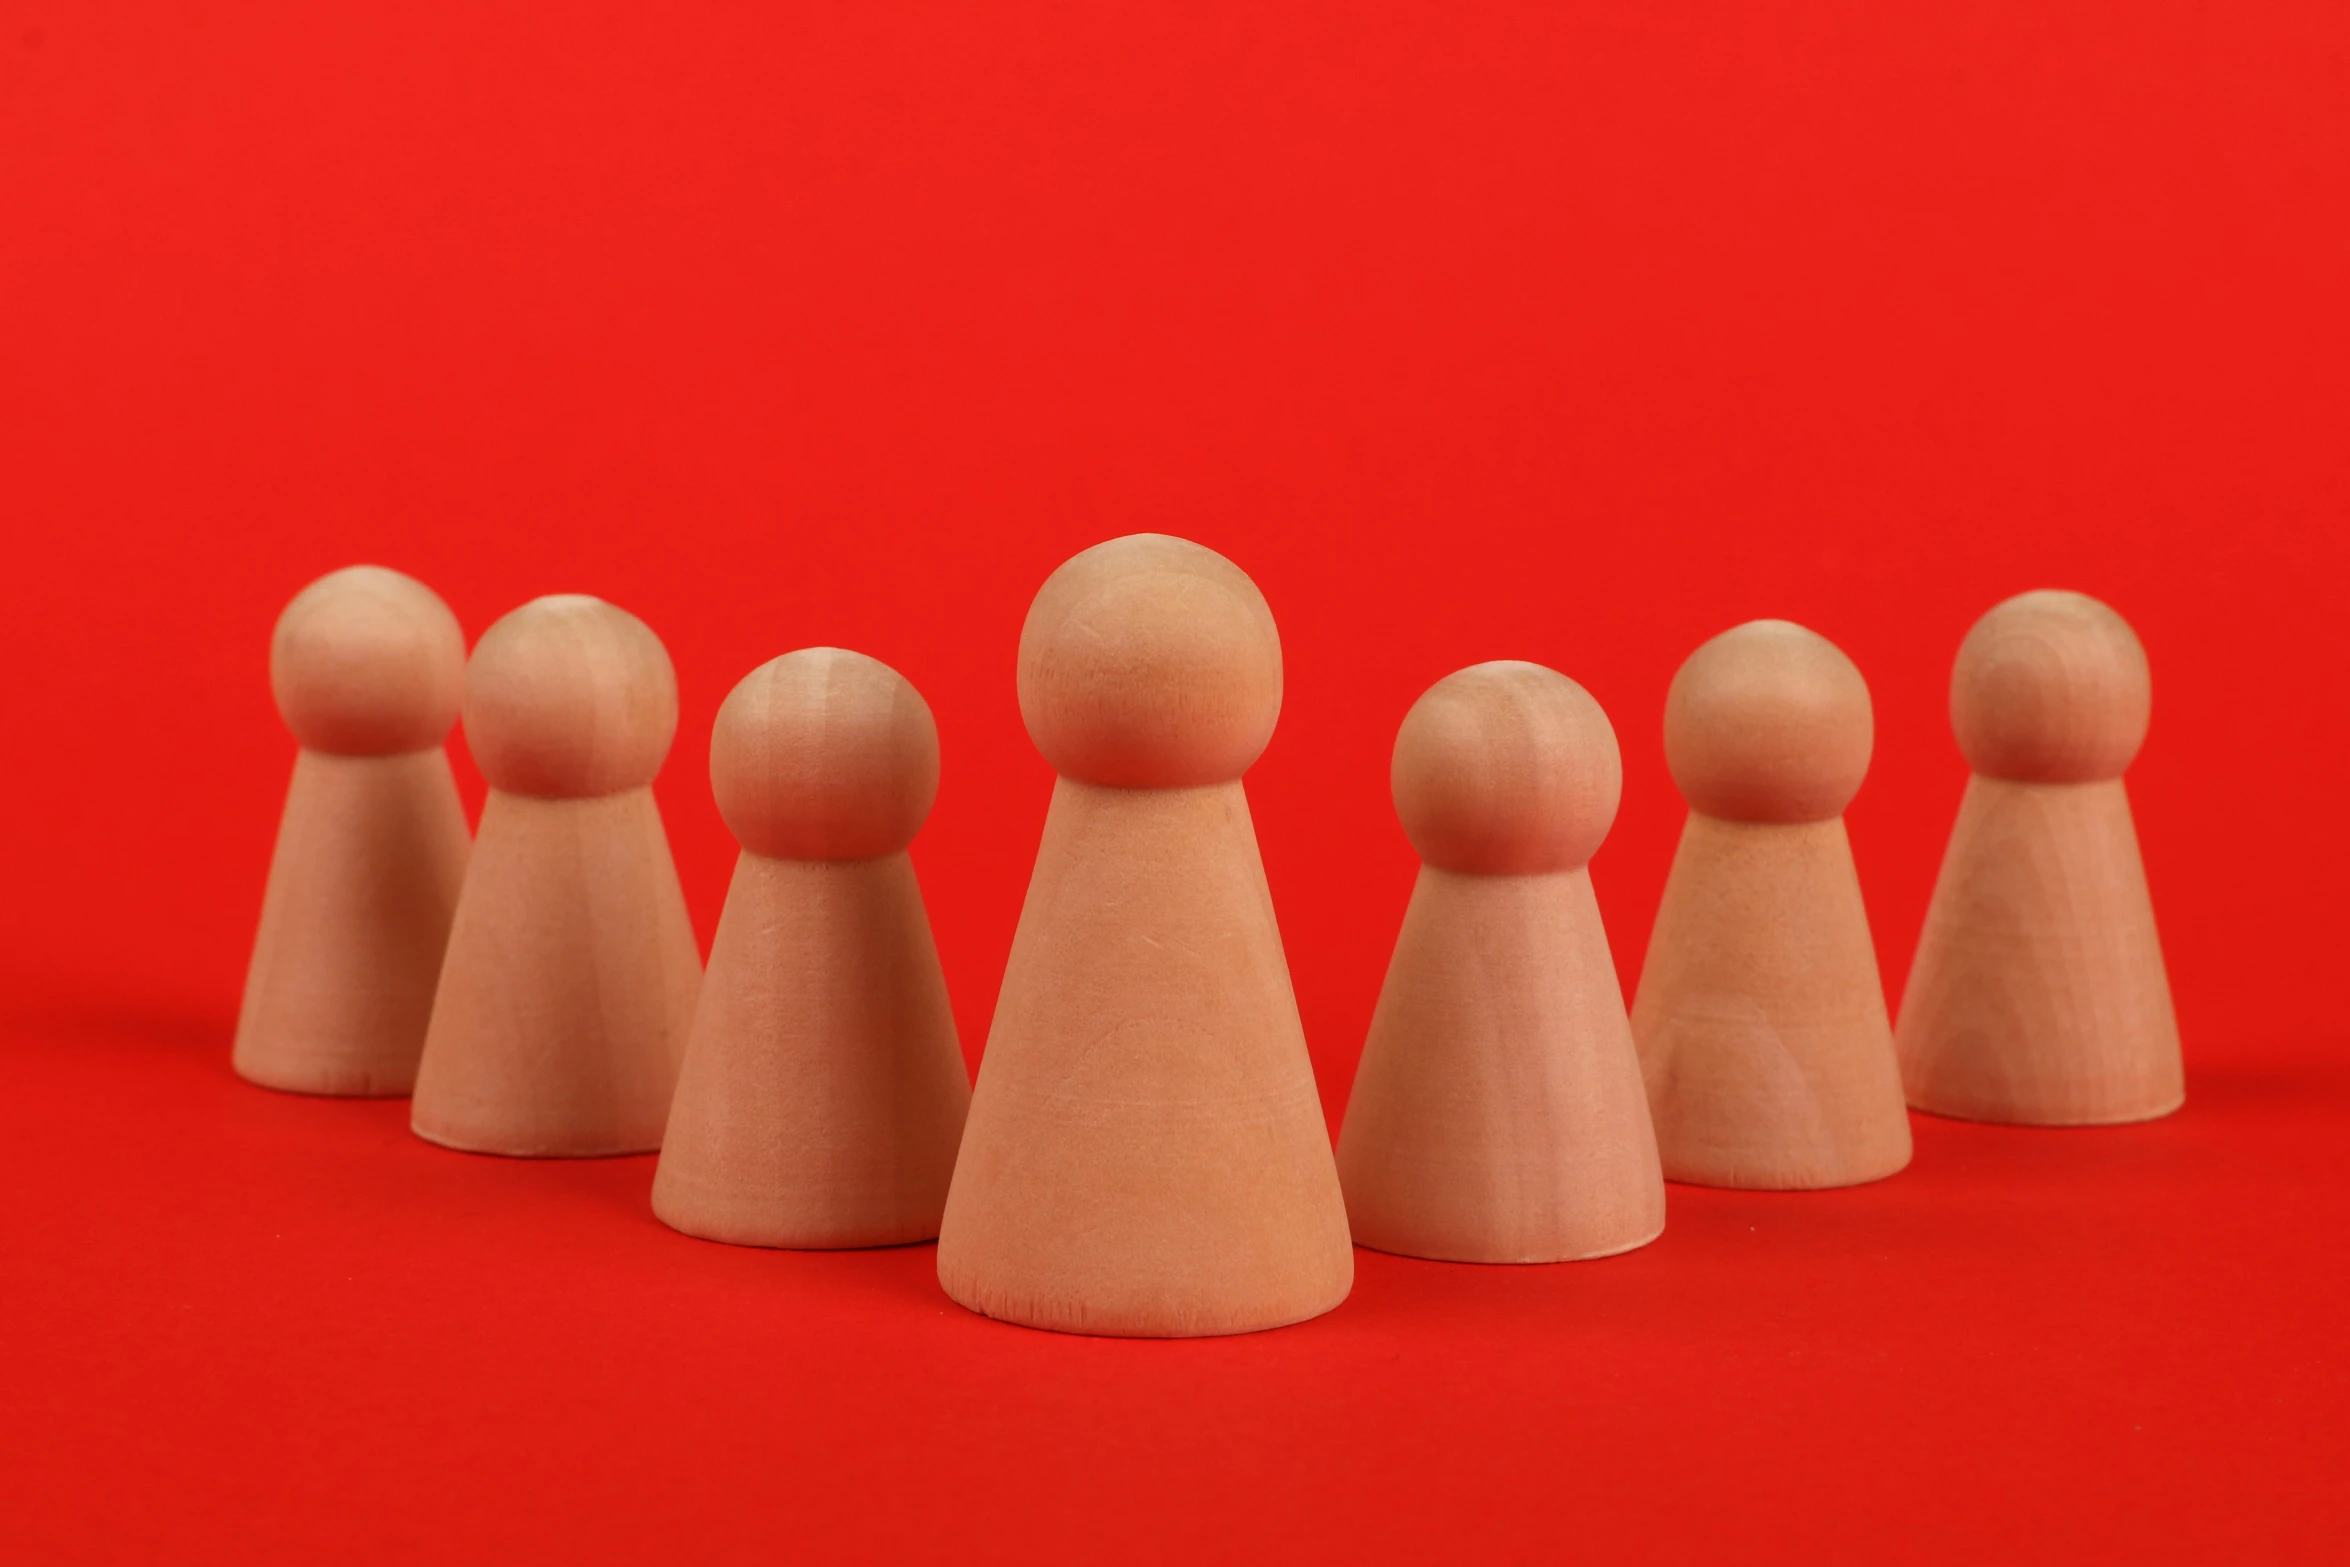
[3,3,2345,1559]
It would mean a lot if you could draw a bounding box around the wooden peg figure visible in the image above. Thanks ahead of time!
[936,534,1353,1337]
[410,595,702,1157]
[1897,591,2182,1124]
[653,649,970,1248]
[234,566,471,1096]
[1631,620,1912,1189]
[1337,662,1665,1263]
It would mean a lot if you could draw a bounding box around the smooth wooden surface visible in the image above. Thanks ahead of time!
[939,534,1349,1336]
[1015,533,1284,790]
[458,592,680,801]
[1898,778,2181,1124]
[1385,660,1623,876]
[1898,589,2180,1124]
[1659,618,1872,826]
[1948,588,2152,786]
[235,565,470,1096]
[267,564,468,760]
[654,648,969,1248]
[706,648,942,863]
[1633,621,1911,1190]
[410,595,700,1156]
[1634,815,1912,1188]
[938,778,1353,1335]
[1340,865,1664,1262]
[1338,661,1662,1263]
[234,749,469,1096]
[654,851,968,1245]
[411,787,701,1154]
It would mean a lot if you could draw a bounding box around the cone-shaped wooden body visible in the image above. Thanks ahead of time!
[653,649,970,1248]
[411,595,701,1156]
[235,566,471,1096]
[1632,621,1911,1189]
[937,535,1352,1337]
[1898,591,2181,1124]
[1338,662,1664,1262]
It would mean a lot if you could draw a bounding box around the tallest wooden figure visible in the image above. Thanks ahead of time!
[937,534,1354,1337]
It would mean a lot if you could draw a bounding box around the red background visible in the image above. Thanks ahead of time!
[4,2,2346,1559]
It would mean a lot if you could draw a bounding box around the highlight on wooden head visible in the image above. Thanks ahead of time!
[710,647,940,861]
[270,565,465,756]
[1390,660,1622,874]
[1951,589,2151,783]
[1663,619,1872,823]
[1016,533,1283,788]
[461,594,678,798]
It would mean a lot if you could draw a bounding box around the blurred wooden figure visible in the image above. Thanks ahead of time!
[1897,591,2181,1124]
[653,649,970,1247]
[1337,662,1665,1263]
[1631,621,1911,1189]
[937,534,1353,1337]
[411,595,701,1156]
[235,566,471,1097]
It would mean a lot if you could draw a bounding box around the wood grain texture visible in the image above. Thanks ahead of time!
[1897,589,2179,1125]
[234,748,469,1096]
[410,786,701,1155]
[653,649,969,1248]
[1340,865,1663,1261]
[1337,661,1662,1263]
[1631,621,1911,1190]
[410,595,700,1157]
[654,852,967,1245]
[234,565,470,1097]
[937,777,1353,1335]
[937,534,1350,1337]
[1633,814,1912,1188]
[1897,778,2180,1124]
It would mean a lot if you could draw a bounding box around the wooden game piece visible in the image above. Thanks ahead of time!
[652,648,971,1248]
[410,595,702,1157]
[1336,662,1665,1263]
[1896,590,2182,1124]
[1630,620,1912,1189]
[935,534,1353,1337]
[234,566,472,1097]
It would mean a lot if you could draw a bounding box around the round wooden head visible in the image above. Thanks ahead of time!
[1951,590,2150,783]
[710,647,940,860]
[1664,619,1872,823]
[1391,661,1622,874]
[462,595,678,798]
[270,565,466,756]
[1017,534,1283,788]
